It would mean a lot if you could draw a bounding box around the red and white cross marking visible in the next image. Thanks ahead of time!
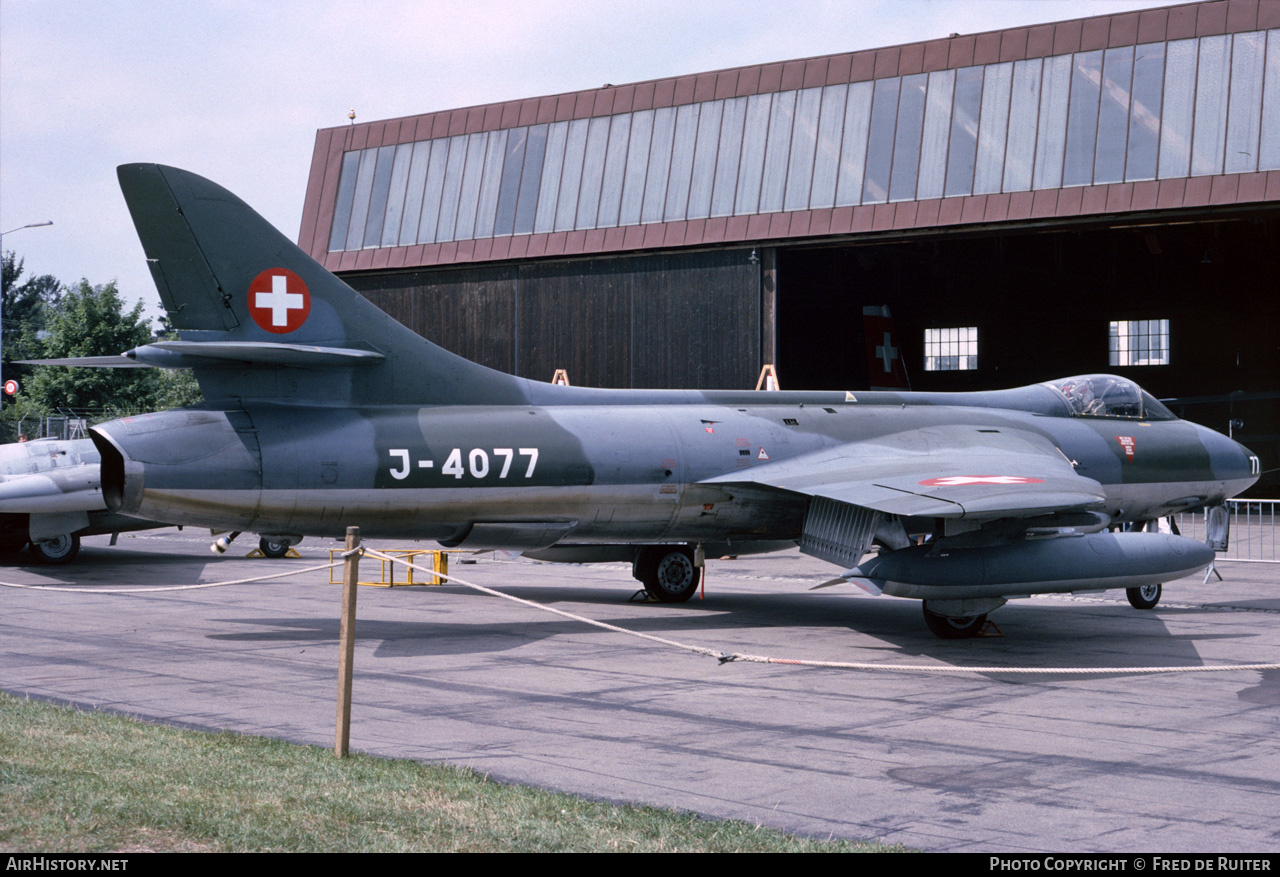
[919,476,1046,486]
[248,268,310,334]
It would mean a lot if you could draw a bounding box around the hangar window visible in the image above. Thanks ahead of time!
[923,327,978,371]
[1109,320,1169,366]
[326,28,1280,253]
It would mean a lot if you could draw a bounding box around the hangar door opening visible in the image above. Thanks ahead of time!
[776,214,1277,397]
[775,212,1279,488]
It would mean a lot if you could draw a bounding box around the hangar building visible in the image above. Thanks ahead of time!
[297,0,1279,490]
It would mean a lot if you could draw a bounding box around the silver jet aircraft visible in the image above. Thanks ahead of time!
[67,165,1260,637]
[0,438,156,563]
[0,438,302,563]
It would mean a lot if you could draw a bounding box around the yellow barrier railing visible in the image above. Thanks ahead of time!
[328,548,452,587]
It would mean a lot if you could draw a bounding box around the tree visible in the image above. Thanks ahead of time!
[153,355,204,410]
[1,251,62,390]
[3,260,203,424]
[25,280,159,414]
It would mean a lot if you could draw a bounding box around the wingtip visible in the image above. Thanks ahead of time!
[116,162,155,181]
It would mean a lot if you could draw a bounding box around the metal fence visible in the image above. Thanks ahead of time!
[1,409,151,444]
[15,414,90,441]
[1175,499,1278,564]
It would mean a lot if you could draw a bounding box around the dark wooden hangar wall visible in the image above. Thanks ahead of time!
[345,248,762,390]
[777,210,1279,399]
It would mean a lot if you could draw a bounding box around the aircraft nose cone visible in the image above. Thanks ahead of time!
[1199,426,1258,490]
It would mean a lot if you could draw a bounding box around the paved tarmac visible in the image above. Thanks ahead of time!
[2,527,1278,852]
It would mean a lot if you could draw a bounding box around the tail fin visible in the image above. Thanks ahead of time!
[118,164,529,406]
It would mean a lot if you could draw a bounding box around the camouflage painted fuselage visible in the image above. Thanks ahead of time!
[93,381,1257,548]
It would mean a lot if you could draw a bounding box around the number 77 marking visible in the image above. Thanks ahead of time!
[518,447,538,478]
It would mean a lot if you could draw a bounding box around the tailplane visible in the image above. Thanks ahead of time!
[116,164,528,407]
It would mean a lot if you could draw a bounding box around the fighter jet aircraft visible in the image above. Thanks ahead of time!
[0,437,305,562]
[0,438,155,563]
[55,164,1260,636]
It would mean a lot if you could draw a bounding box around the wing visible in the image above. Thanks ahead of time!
[704,424,1104,520]
[18,355,153,368]
[22,341,384,369]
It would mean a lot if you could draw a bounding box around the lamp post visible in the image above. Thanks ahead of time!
[1,221,54,236]
[1,221,55,418]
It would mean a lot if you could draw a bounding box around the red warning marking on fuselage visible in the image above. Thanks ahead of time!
[758,447,770,460]
[248,268,310,334]
[1115,436,1136,461]
[919,476,1046,486]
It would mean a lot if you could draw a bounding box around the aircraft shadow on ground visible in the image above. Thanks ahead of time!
[25,545,1257,674]
[198,578,1239,674]
[1237,668,1280,705]
[2,546,225,583]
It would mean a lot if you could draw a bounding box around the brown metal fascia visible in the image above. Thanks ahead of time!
[301,125,356,261]
[298,128,332,255]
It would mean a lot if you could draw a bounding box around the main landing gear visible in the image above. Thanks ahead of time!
[921,605,989,640]
[920,598,1004,639]
[258,536,295,558]
[211,532,302,557]
[634,545,701,603]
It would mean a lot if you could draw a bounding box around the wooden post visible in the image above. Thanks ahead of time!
[335,526,360,757]
[760,246,777,370]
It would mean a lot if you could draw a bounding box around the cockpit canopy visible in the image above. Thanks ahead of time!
[1041,375,1177,421]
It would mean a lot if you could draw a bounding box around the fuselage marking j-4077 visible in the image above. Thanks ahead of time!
[387,447,540,481]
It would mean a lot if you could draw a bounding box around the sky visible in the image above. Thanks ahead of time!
[1,0,1177,324]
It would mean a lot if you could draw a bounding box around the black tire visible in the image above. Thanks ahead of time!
[637,546,701,603]
[259,537,291,558]
[29,534,80,565]
[922,605,987,639]
[1126,583,1162,610]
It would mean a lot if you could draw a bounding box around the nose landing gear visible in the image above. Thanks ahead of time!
[1126,583,1162,610]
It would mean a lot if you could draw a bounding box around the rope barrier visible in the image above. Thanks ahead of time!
[0,559,342,594]
[4,545,1278,674]
[358,548,1280,676]
[356,547,730,660]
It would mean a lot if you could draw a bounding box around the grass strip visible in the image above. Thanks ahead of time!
[0,692,903,852]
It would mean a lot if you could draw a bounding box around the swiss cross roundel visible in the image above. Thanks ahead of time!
[247,268,310,333]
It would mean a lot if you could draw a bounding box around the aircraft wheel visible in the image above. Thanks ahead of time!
[29,534,80,566]
[637,546,701,603]
[259,537,291,558]
[1126,583,1162,610]
[922,606,987,639]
